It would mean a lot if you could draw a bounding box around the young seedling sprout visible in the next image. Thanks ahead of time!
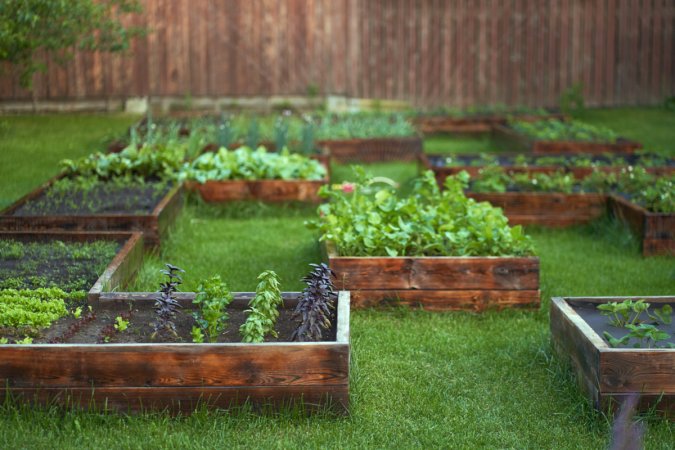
[292,263,337,342]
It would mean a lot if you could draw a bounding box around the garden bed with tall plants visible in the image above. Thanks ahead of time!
[309,170,540,311]
[0,146,185,247]
[494,119,642,154]
[0,264,351,414]
[551,296,674,419]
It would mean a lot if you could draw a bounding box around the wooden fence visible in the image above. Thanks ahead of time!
[1,0,673,108]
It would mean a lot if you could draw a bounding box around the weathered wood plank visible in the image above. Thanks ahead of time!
[608,194,675,256]
[349,289,540,312]
[468,192,608,227]
[0,344,349,388]
[1,385,349,414]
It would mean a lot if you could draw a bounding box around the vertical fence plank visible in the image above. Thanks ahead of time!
[0,0,673,108]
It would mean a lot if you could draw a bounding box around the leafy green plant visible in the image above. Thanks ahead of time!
[0,0,144,89]
[510,119,617,143]
[113,315,129,332]
[152,264,184,339]
[180,146,326,183]
[0,288,70,335]
[192,275,233,343]
[559,83,586,114]
[598,299,673,349]
[191,326,205,343]
[292,263,337,342]
[308,169,535,257]
[240,271,283,343]
[60,143,186,181]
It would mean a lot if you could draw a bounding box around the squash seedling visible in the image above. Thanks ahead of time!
[598,299,673,348]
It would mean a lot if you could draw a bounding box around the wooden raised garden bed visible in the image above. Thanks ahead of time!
[413,111,567,134]
[422,153,675,182]
[0,230,144,302]
[323,241,539,311]
[493,124,642,154]
[608,195,675,256]
[0,291,350,414]
[0,176,184,247]
[184,159,329,203]
[467,192,608,227]
[317,136,423,164]
[551,296,674,419]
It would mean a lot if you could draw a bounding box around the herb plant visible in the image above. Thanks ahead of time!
[192,275,233,343]
[308,169,535,257]
[152,264,184,339]
[292,263,337,342]
[240,271,283,343]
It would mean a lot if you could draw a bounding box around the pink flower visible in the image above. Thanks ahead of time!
[342,182,355,194]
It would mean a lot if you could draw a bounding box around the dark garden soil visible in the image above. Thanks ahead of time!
[33,303,337,344]
[570,301,675,347]
[12,182,171,216]
[0,239,121,291]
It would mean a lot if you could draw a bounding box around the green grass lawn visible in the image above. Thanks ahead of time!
[0,111,673,449]
[0,114,138,209]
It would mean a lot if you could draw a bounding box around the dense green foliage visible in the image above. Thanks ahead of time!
[0,0,143,88]
[61,144,186,181]
[0,239,119,291]
[130,112,417,151]
[239,270,283,343]
[511,119,619,143]
[0,288,70,334]
[192,275,233,343]
[308,169,535,257]
[441,151,673,169]
[468,167,675,213]
[179,147,326,183]
[314,113,416,139]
